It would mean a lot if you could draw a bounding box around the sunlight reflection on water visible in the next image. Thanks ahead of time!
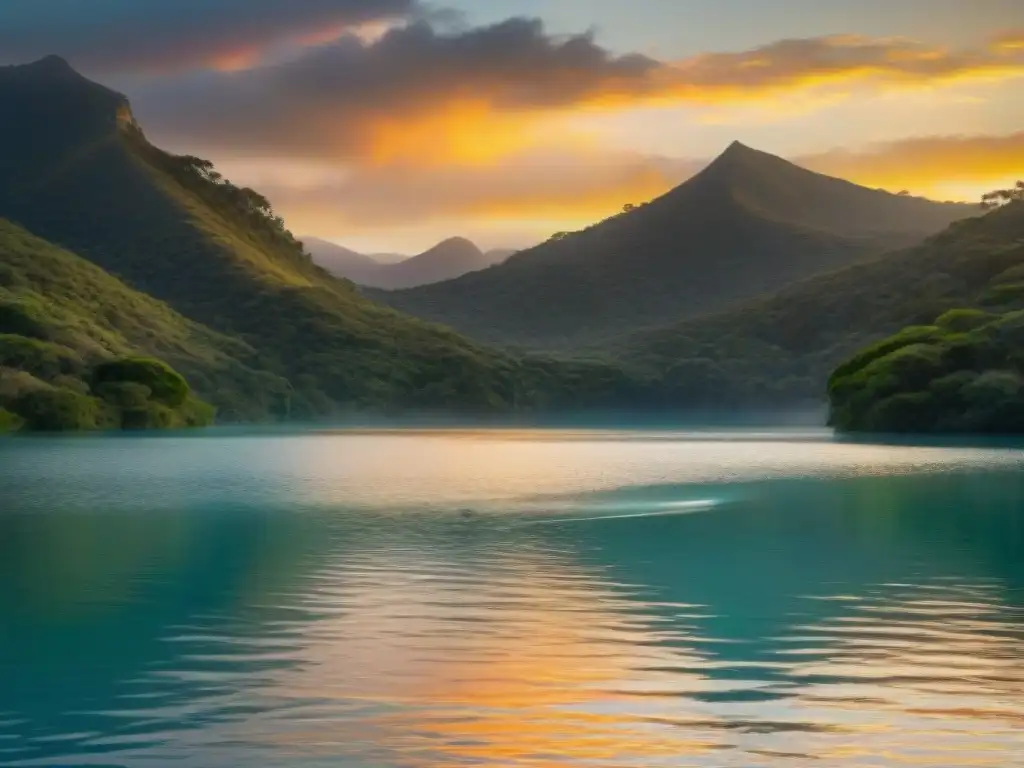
[1,429,1023,766]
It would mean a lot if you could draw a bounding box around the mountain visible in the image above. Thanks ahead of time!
[374,142,974,347]
[0,57,643,419]
[618,200,1024,408]
[302,237,388,286]
[382,237,490,289]
[307,236,513,289]
[484,248,518,264]
[367,251,409,265]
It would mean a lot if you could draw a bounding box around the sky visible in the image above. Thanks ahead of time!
[1,0,1022,252]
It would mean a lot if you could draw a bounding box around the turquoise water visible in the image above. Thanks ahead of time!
[1,428,1023,767]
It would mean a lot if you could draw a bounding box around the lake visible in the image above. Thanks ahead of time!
[1,428,1023,767]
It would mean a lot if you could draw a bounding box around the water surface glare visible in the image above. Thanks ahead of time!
[1,428,1023,766]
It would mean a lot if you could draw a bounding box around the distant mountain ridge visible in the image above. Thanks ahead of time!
[305,236,515,289]
[375,142,975,347]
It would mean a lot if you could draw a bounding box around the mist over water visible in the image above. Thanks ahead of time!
[2,428,1023,766]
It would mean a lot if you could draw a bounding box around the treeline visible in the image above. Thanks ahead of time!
[829,307,1024,433]
[1,353,213,432]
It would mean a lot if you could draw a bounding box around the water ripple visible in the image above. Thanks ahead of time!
[2,431,1024,765]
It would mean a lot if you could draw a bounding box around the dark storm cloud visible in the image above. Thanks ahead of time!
[131,17,659,159]
[0,0,417,73]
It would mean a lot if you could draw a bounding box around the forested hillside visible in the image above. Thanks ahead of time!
[0,57,637,421]
[375,142,972,347]
[623,201,1024,407]
[0,221,241,429]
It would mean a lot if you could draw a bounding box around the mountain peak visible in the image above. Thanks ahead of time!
[722,139,752,155]
[431,236,481,253]
[21,55,76,76]
[704,140,778,174]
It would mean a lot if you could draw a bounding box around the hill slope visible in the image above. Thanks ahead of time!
[375,142,973,347]
[0,57,642,417]
[0,218,281,423]
[621,201,1024,407]
[307,236,512,289]
[827,305,1024,434]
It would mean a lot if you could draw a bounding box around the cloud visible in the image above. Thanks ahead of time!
[650,32,1024,104]
[235,131,1024,239]
[134,18,658,164]
[242,150,700,235]
[130,19,1024,167]
[992,30,1024,51]
[799,130,1024,190]
[0,0,416,74]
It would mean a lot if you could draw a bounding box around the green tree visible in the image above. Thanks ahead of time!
[981,181,1024,210]
[0,407,22,433]
[92,357,189,407]
[11,388,103,431]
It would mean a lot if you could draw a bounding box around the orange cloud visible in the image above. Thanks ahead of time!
[799,130,1024,196]
[208,47,265,73]
[583,32,1024,112]
[992,30,1024,51]
[237,131,1023,241]
[245,150,698,234]
[136,22,1024,168]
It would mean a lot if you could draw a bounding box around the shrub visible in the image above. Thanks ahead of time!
[827,325,942,390]
[176,396,216,427]
[830,307,1024,434]
[0,407,21,433]
[0,297,52,340]
[935,308,994,333]
[121,402,176,430]
[862,391,939,433]
[10,388,103,431]
[92,357,189,407]
[95,381,153,409]
[0,334,83,379]
[0,366,49,400]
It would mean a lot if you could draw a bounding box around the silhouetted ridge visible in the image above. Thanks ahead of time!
[30,54,73,71]
[309,236,510,289]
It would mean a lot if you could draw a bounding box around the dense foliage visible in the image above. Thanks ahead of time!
[0,407,20,432]
[0,219,287,419]
[620,201,1024,408]
[0,223,220,432]
[1,351,214,432]
[828,308,1024,433]
[981,181,1024,210]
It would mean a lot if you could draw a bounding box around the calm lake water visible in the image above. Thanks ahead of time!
[2,428,1023,767]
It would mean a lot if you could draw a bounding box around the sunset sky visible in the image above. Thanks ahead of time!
[2,0,1022,252]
